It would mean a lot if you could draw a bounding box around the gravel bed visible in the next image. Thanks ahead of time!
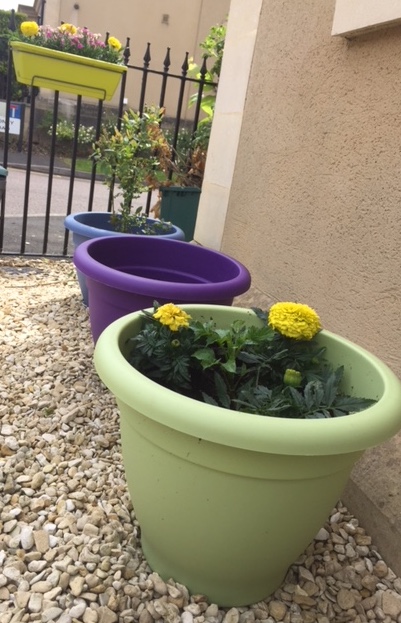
[1,257,401,623]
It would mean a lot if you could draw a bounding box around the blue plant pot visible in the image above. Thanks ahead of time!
[64,212,185,305]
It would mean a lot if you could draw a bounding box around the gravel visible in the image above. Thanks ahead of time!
[1,257,401,623]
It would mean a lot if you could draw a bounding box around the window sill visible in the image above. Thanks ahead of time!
[332,0,401,38]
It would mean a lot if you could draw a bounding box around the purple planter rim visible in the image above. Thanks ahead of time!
[73,235,251,301]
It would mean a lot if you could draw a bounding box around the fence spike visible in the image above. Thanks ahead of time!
[181,52,189,76]
[39,0,46,26]
[124,38,131,65]
[1,32,218,256]
[143,43,151,67]
[199,57,208,80]
[9,9,16,31]
[163,47,171,72]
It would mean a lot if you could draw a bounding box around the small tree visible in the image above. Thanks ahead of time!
[92,106,172,233]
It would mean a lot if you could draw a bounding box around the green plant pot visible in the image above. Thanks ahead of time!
[0,167,7,202]
[94,305,401,607]
[160,186,201,241]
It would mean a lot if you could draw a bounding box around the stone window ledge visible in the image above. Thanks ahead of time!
[332,0,401,37]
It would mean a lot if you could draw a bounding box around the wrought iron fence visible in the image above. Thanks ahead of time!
[0,8,216,257]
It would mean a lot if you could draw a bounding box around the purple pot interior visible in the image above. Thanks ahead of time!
[116,265,209,284]
[73,236,251,342]
[74,236,250,299]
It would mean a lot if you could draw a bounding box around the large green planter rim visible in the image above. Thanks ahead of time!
[10,41,126,100]
[94,304,401,456]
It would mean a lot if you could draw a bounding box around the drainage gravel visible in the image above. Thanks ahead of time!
[1,258,401,623]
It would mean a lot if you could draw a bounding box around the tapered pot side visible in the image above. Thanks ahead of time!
[10,41,126,100]
[159,186,201,241]
[94,305,401,606]
[65,213,185,305]
[73,237,251,342]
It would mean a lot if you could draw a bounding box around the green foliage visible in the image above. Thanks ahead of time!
[0,10,29,101]
[188,22,226,120]
[91,106,172,233]
[163,121,211,189]
[163,127,193,160]
[127,304,376,419]
[192,118,212,150]
[167,21,226,190]
[0,10,27,37]
[48,119,96,145]
[236,367,373,419]
[199,23,227,79]
[62,156,109,175]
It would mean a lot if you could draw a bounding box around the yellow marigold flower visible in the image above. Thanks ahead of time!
[268,302,321,341]
[153,304,191,332]
[20,21,39,37]
[59,23,77,35]
[108,36,122,51]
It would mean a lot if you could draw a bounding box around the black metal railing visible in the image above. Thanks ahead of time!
[0,5,216,257]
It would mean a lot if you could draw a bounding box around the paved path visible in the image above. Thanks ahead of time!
[1,154,156,256]
[1,166,110,255]
[4,168,110,217]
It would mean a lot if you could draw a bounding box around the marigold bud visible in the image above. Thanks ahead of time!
[283,368,302,387]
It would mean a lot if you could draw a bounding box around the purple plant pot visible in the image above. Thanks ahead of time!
[73,235,251,342]
[64,212,185,305]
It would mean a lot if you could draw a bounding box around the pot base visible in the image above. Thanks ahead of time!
[119,400,361,607]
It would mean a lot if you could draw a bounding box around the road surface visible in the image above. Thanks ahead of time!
[1,168,154,255]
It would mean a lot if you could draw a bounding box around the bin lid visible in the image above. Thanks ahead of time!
[0,166,8,178]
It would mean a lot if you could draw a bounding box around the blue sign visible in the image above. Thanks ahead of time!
[0,101,24,135]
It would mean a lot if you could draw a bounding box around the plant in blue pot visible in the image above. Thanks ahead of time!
[65,105,184,304]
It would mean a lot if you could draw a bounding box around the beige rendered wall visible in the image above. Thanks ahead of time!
[201,0,401,573]
[58,0,228,67]
[217,0,401,375]
[34,0,60,25]
[50,0,229,115]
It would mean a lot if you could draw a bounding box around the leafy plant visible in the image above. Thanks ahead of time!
[0,10,29,101]
[127,301,375,419]
[188,22,226,120]
[163,121,211,189]
[49,119,96,145]
[91,106,173,233]
[199,23,227,79]
[149,22,226,206]
[160,21,226,193]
